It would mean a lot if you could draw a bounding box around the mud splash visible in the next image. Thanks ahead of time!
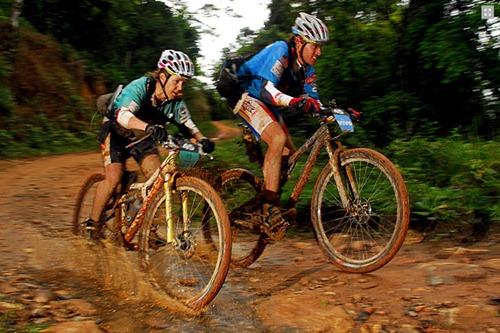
[28,234,196,314]
[24,232,265,331]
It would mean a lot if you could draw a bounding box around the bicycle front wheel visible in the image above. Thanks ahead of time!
[138,176,231,310]
[219,168,267,268]
[311,148,410,273]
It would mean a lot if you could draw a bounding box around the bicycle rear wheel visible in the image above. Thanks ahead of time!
[73,173,104,237]
[73,173,120,241]
[138,176,231,310]
[219,168,268,268]
[311,148,410,273]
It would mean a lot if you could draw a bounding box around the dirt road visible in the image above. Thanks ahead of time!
[210,120,242,141]
[0,144,499,332]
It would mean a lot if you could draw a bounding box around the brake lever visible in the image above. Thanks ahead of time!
[203,153,214,160]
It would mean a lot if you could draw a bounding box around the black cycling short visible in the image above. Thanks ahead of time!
[100,131,158,166]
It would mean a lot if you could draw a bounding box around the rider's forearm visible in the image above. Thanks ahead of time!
[174,104,200,136]
[182,118,200,136]
[260,81,294,107]
[116,108,147,131]
[192,131,203,141]
[175,121,200,139]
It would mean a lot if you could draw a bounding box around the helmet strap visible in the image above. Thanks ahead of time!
[298,43,307,66]
[158,70,171,102]
[294,36,307,66]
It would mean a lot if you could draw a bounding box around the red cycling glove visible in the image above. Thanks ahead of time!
[289,97,321,113]
[347,107,362,121]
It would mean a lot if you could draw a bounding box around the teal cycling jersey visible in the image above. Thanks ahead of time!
[110,76,199,138]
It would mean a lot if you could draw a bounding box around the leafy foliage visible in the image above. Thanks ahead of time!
[0,0,208,157]
[0,52,14,116]
[220,0,499,141]
[387,135,500,223]
[20,0,200,82]
[0,113,96,157]
[1,0,499,229]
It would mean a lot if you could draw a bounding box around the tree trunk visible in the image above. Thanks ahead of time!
[11,0,24,28]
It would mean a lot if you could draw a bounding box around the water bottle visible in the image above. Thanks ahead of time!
[126,194,142,224]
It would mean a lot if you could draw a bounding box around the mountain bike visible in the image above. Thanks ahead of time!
[217,104,410,272]
[73,136,232,310]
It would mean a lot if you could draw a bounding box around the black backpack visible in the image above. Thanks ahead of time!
[216,53,254,109]
[216,41,292,109]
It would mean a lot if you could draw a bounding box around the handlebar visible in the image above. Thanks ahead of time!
[125,133,213,160]
[125,132,153,149]
[312,106,337,124]
[313,105,362,124]
[161,135,214,160]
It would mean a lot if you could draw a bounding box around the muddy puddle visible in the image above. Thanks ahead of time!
[2,151,499,333]
[21,233,265,332]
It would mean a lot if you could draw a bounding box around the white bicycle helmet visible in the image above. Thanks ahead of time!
[291,12,329,44]
[157,49,195,78]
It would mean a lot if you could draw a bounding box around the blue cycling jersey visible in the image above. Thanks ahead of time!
[237,40,320,106]
[110,76,199,137]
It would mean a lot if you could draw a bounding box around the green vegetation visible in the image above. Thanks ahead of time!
[0,317,48,332]
[206,128,499,230]
[0,305,49,332]
[212,0,499,230]
[0,0,498,229]
[0,0,208,158]
[387,135,500,224]
[205,136,261,174]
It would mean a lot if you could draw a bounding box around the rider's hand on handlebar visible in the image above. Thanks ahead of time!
[289,97,321,114]
[347,107,362,121]
[318,106,334,117]
[200,137,215,153]
[145,124,168,142]
[313,107,335,123]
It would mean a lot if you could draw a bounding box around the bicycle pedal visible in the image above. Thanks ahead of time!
[263,216,287,230]
[281,207,297,222]
[261,219,289,241]
[263,206,284,227]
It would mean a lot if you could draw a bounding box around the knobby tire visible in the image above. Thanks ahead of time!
[219,168,267,268]
[73,173,105,237]
[311,148,410,273]
[138,176,231,310]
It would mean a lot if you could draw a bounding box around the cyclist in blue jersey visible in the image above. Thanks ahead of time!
[234,12,329,223]
[84,49,214,236]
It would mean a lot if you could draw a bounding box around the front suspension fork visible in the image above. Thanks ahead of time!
[163,173,190,244]
[164,173,174,244]
[326,142,359,209]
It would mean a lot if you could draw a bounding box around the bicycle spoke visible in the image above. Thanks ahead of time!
[312,149,409,272]
[138,176,231,309]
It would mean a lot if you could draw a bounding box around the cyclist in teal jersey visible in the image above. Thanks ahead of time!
[84,49,214,236]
